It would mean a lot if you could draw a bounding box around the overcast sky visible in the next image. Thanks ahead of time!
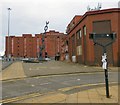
[0,0,119,56]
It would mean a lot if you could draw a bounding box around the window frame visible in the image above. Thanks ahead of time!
[83,25,86,36]
[76,29,82,39]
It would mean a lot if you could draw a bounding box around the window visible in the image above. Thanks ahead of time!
[76,30,82,39]
[72,34,75,56]
[83,26,86,36]
[77,45,82,55]
[66,41,68,45]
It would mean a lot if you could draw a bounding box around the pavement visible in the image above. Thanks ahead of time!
[0,61,26,81]
[14,84,118,104]
[22,60,118,77]
[0,60,119,104]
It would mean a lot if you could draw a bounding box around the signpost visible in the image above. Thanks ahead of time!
[89,33,116,98]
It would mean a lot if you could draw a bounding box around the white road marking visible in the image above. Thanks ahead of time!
[77,79,80,81]
[39,82,51,85]
[31,84,35,87]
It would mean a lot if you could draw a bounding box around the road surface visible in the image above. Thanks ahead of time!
[2,72,118,100]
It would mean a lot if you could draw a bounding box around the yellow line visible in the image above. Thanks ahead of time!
[1,82,117,103]
[58,82,118,92]
[33,72,104,79]
[1,91,57,103]
[2,72,104,82]
[1,93,42,103]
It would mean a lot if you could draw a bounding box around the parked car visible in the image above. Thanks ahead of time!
[22,58,39,63]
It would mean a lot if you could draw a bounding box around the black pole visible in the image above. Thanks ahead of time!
[104,69,110,98]
[103,47,110,98]
[89,33,116,98]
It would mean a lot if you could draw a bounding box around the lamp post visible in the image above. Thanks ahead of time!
[7,8,12,61]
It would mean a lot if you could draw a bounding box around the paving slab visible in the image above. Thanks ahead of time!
[0,62,26,80]
[65,93,78,103]
[13,85,118,104]
[22,60,118,77]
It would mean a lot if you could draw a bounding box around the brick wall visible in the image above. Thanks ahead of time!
[5,31,66,59]
[67,8,120,66]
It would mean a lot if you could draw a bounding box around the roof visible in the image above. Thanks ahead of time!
[67,8,120,34]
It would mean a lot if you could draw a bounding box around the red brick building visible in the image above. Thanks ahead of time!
[60,36,69,61]
[66,8,120,66]
[5,30,66,59]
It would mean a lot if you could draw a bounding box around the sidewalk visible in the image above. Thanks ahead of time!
[0,61,26,80]
[64,61,119,72]
[1,60,118,80]
[1,61,119,104]
[14,84,118,104]
[22,60,118,77]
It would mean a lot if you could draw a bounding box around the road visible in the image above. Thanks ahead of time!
[2,72,118,100]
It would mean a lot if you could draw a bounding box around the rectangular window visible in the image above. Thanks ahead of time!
[24,38,26,56]
[77,45,82,55]
[37,38,39,53]
[83,26,86,36]
[76,30,82,39]
[11,38,14,54]
[72,34,75,56]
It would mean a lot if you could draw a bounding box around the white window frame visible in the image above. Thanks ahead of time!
[83,26,86,36]
[76,29,82,39]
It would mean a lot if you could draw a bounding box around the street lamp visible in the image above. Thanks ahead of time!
[7,8,12,61]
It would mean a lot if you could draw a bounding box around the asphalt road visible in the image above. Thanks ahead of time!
[2,72,118,100]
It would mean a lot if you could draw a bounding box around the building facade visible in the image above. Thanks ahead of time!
[60,36,69,61]
[66,8,120,66]
[5,30,66,59]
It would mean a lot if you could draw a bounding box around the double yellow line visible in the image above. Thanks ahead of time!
[1,92,42,103]
[1,91,58,103]
[59,82,118,92]
[1,82,118,103]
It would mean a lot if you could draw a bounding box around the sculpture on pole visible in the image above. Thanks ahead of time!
[39,21,49,61]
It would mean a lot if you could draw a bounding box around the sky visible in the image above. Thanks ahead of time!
[0,0,119,56]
